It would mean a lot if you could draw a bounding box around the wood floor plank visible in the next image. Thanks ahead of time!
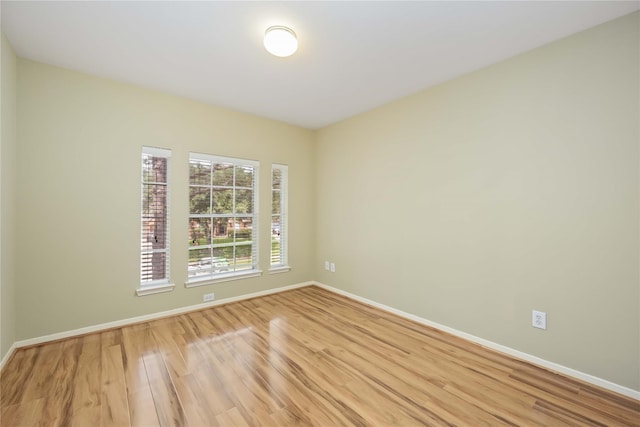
[101,342,131,427]
[151,328,220,426]
[69,335,102,426]
[216,407,251,427]
[1,286,638,426]
[1,402,31,426]
[175,314,236,417]
[174,373,222,427]
[143,351,187,427]
[121,326,161,427]
[18,342,66,404]
[577,388,640,424]
[0,346,39,407]
[49,338,83,426]
[1,398,46,427]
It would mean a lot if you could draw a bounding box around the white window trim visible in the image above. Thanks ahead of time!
[268,265,291,274]
[139,146,173,295]
[184,269,263,288]
[187,153,260,285]
[190,152,259,168]
[136,282,176,297]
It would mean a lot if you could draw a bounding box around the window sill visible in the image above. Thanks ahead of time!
[268,266,291,274]
[136,283,175,297]
[185,269,262,288]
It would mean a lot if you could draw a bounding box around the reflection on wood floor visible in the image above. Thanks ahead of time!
[1,285,638,426]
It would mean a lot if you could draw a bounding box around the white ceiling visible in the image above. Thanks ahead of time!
[2,1,638,129]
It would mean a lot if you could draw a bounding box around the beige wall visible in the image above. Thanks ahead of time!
[1,32,18,361]
[16,59,315,340]
[316,12,640,390]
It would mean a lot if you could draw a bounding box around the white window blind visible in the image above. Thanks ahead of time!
[188,153,260,284]
[140,147,171,286]
[271,164,289,269]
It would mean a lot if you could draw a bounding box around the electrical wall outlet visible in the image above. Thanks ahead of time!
[324,261,330,271]
[330,262,336,273]
[532,310,546,330]
[203,293,215,303]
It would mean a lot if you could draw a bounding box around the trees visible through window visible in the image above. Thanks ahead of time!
[188,153,259,283]
[140,147,171,286]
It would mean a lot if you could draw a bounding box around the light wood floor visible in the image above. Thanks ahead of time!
[1,286,638,426]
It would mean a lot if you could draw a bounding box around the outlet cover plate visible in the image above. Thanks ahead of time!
[532,310,546,330]
[203,293,215,303]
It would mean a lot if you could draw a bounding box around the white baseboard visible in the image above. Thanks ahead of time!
[12,281,313,349]
[313,282,640,401]
[0,342,17,371]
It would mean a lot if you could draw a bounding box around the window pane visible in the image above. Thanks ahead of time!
[235,244,252,271]
[271,215,281,265]
[213,189,233,214]
[213,245,234,261]
[142,184,168,216]
[189,187,211,214]
[271,241,281,265]
[143,155,167,184]
[234,217,252,243]
[235,165,254,188]
[141,148,170,285]
[189,217,211,246]
[272,169,281,189]
[188,248,212,278]
[213,163,234,186]
[141,251,167,282]
[212,218,230,240]
[271,165,287,268]
[212,247,231,273]
[235,189,253,214]
[271,215,281,237]
[189,159,211,185]
[188,154,258,281]
[272,190,280,214]
[142,215,167,247]
[142,183,168,248]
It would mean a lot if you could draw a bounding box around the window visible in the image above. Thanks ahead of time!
[188,153,260,285]
[139,147,173,296]
[270,164,289,272]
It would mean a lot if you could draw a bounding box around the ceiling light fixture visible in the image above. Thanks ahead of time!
[264,26,298,58]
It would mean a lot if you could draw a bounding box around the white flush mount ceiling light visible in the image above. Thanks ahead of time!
[264,26,298,57]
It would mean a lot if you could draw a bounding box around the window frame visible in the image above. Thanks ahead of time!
[270,164,290,273]
[186,152,261,287]
[138,146,175,296]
